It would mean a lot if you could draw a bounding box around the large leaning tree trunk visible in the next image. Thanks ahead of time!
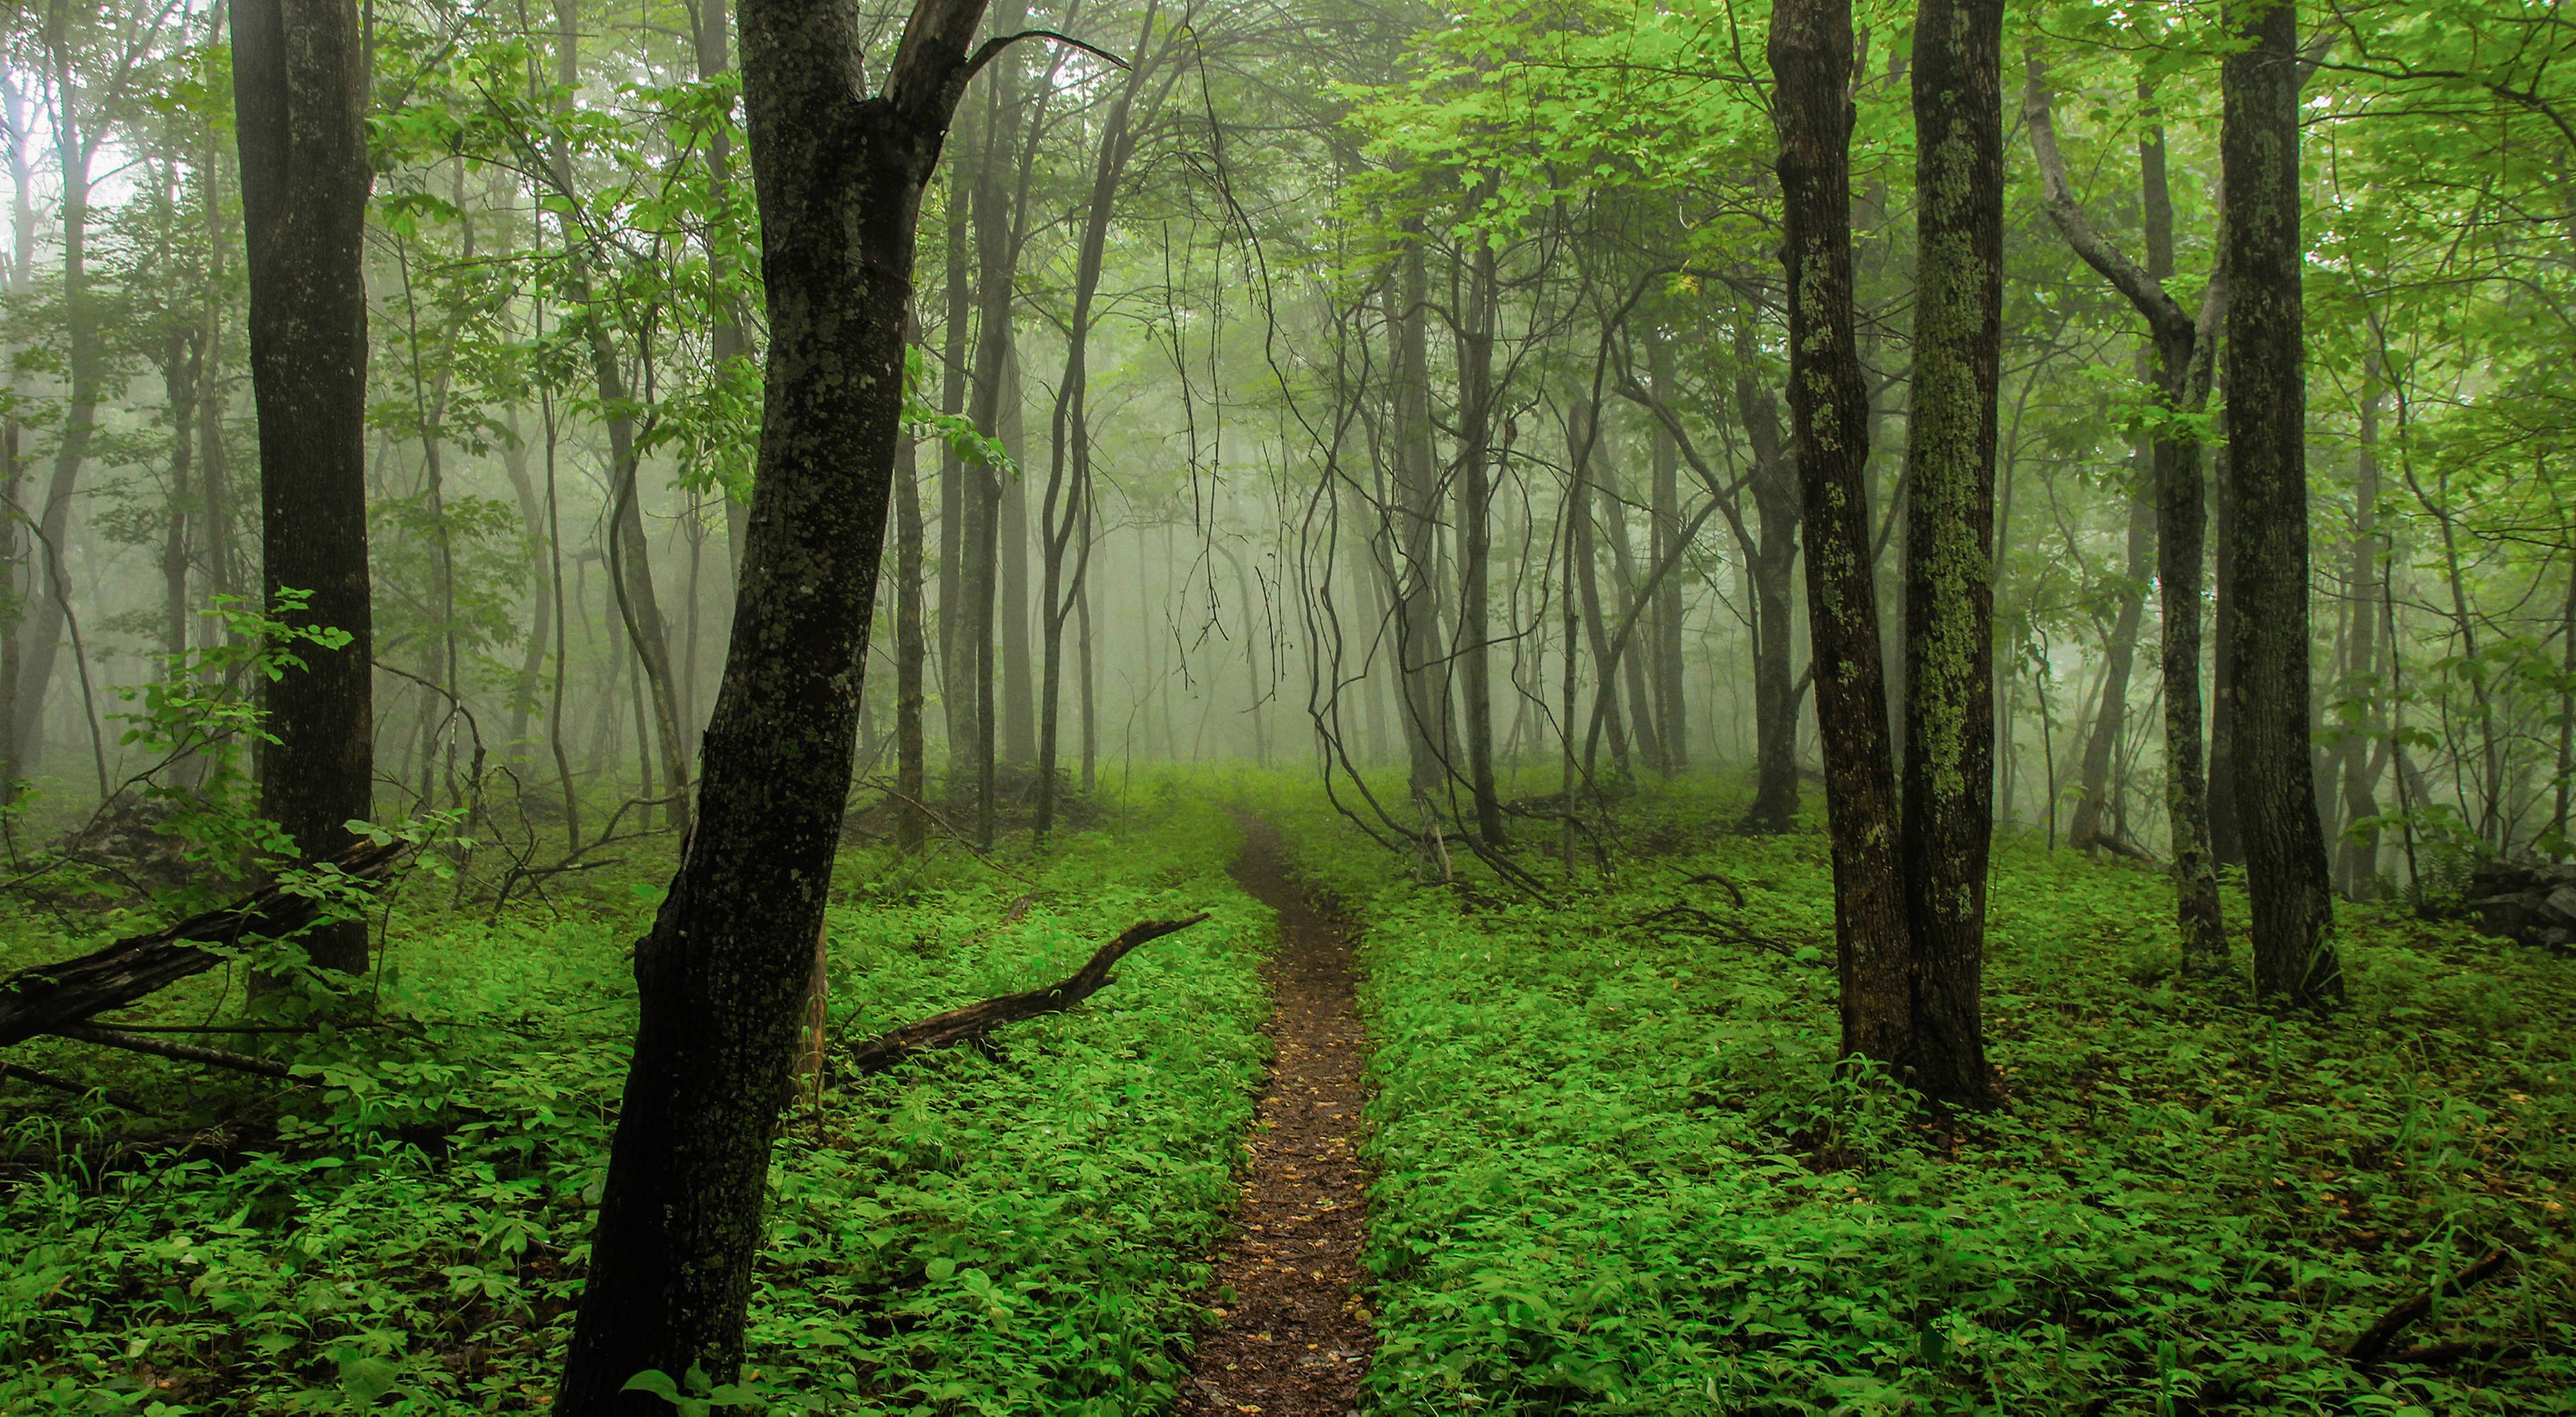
[1898,0,2003,1107]
[231,0,375,978]
[1768,0,1911,1066]
[554,0,1010,1405]
[2221,0,2340,1007]
[2025,64,2227,973]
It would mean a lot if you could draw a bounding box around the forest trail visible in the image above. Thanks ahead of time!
[1180,817,1374,1417]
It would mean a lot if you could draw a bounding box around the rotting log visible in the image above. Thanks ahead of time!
[842,913,1209,1076]
[0,837,412,1049]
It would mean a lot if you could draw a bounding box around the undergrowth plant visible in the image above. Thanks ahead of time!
[0,788,1269,1415]
[1258,773,2576,1416]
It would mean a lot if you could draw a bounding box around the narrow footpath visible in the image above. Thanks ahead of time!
[1180,818,1374,1417]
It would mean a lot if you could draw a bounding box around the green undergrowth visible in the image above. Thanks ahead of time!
[1258,773,2576,1416]
[0,783,1270,1415]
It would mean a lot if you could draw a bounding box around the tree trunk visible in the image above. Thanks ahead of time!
[231,0,375,977]
[938,166,974,775]
[2335,350,2387,894]
[1037,2,1164,837]
[160,323,203,672]
[999,348,1034,766]
[1647,327,1688,773]
[1455,235,1506,845]
[0,75,30,803]
[1596,441,1667,773]
[1772,0,1911,1065]
[2025,62,2226,971]
[1738,363,1802,832]
[895,422,928,852]
[1899,0,2002,1107]
[2067,452,2152,851]
[8,73,104,785]
[688,0,755,575]
[1392,240,1450,804]
[2222,0,2340,1005]
[2208,433,2244,866]
[553,0,994,1405]
[554,0,692,834]
[1570,399,1630,783]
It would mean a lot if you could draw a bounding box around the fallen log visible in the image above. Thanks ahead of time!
[59,1025,298,1079]
[842,913,1210,1077]
[2347,1248,2515,1368]
[0,837,413,1049]
[0,1057,147,1111]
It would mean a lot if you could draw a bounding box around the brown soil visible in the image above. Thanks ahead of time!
[1179,817,1374,1417]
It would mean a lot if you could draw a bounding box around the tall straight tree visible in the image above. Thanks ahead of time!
[1454,232,1506,846]
[553,0,1016,1403]
[1767,0,1911,1065]
[2221,0,2340,1005]
[1899,0,2002,1106]
[231,0,374,976]
[1734,341,1802,833]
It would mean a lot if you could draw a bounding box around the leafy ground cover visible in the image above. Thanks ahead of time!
[0,786,1269,1415]
[1260,776,2576,1416]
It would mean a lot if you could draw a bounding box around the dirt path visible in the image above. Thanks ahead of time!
[1180,817,1374,1417]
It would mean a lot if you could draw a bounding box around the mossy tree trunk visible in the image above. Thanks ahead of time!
[1899,0,2003,1107]
[1768,0,1911,1066]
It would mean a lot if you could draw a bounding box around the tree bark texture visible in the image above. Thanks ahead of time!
[1737,362,1802,833]
[553,0,995,1404]
[1899,0,2002,1107]
[232,0,376,976]
[1769,0,1911,1066]
[2221,0,2340,1005]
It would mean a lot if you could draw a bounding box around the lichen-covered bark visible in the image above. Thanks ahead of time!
[1899,0,2002,1107]
[553,0,994,1406]
[2221,0,2341,1005]
[1768,0,1909,1065]
[231,0,375,976]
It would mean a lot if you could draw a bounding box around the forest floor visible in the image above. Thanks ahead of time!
[1178,816,1374,1417]
[1,770,2573,1415]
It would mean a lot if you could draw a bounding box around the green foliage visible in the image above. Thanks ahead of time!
[104,591,353,879]
[0,794,1268,1415]
[1261,777,2576,1415]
